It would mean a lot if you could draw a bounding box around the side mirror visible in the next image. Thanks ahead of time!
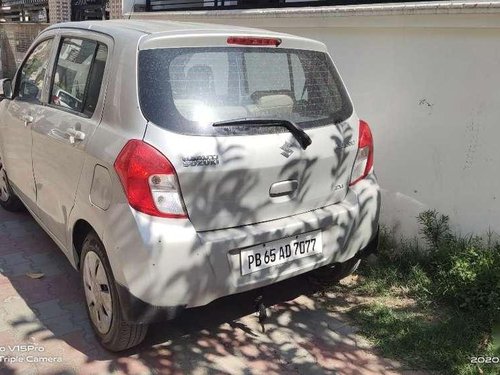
[0,78,13,101]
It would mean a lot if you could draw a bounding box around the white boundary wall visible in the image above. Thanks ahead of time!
[129,1,500,239]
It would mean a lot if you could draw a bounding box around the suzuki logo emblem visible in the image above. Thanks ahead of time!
[280,142,294,158]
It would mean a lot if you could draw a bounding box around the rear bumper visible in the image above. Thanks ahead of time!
[116,226,380,323]
[105,172,380,323]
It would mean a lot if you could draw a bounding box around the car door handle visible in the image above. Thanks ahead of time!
[66,128,86,144]
[21,115,33,127]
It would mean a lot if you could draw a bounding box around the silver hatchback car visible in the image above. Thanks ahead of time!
[0,20,380,351]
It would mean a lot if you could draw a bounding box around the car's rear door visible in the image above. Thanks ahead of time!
[139,38,358,232]
[32,31,110,244]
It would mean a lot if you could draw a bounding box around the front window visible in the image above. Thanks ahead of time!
[138,47,353,135]
[18,39,53,103]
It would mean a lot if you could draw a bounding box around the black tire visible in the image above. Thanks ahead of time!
[80,231,148,352]
[0,156,24,212]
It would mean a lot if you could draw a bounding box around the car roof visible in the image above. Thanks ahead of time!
[49,19,290,37]
[46,20,327,52]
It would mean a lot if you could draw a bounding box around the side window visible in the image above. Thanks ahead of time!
[18,39,54,102]
[83,44,108,117]
[51,38,108,116]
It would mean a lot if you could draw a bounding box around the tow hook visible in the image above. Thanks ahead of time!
[254,295,269,333]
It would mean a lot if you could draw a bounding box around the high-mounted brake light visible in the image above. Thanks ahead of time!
[227,36,282,47]
[350,120,374,186]
[114,140,187,219]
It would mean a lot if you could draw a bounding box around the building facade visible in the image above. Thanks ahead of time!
[1,0,49,22]
[0,0,110,22]
[2,0,420,24]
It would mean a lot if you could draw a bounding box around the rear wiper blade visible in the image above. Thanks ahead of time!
[212,118,312,150]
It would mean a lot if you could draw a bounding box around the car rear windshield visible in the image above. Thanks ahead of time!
[138,47,353,136]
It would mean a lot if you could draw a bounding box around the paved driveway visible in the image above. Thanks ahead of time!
[0,208,421,375]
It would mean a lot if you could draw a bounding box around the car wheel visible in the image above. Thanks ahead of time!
[81,231,148,352]
[0,156,24,212]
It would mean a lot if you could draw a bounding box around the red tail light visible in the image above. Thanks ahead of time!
[227,36,282,47]
[350,120,374,186]
[114,140,187,218]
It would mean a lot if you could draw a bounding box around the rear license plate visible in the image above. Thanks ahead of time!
[240,230,322,275]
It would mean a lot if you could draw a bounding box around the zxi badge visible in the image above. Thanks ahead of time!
[280,142,294,158]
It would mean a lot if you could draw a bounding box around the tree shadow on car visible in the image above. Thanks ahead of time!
[0,127,383,374]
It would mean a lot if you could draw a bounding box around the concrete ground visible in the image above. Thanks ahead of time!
[0,208,423,375]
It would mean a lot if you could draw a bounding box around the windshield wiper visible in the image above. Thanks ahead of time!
[212,118,312,150]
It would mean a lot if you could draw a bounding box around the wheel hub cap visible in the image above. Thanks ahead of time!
[83,251,113,334]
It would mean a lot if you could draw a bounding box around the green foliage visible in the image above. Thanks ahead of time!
[368,210,500,321]
[351,210,500,374]
[416,210,500,321]
[493,320,500,356]
[351,303,497,375]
